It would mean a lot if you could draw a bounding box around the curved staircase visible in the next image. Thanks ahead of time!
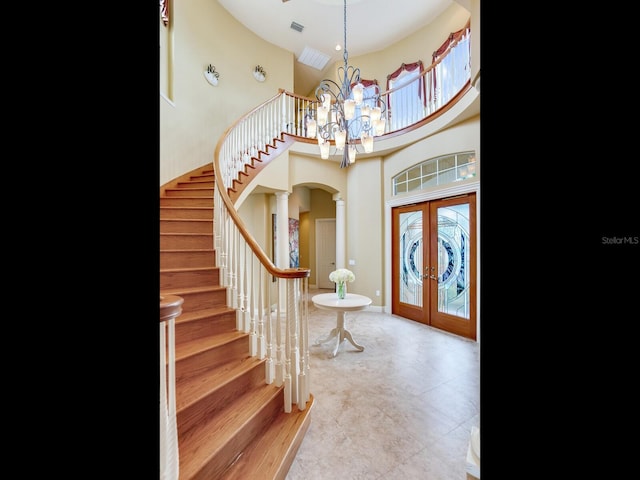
[160,165,313,480]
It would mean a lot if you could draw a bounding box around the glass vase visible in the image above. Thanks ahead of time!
[337,281,346,299]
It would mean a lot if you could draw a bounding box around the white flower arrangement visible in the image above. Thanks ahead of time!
[329,268,355,283]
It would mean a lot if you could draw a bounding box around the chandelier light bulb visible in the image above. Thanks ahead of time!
[320,140,330,159]
[361,132,373,153]
[317,105,329,125]
[374,117,386,136]
[344,99,356,120]
[335,130,346,150]
[348,145,357,163]
[370,106,381,123]
[352,83,364,105]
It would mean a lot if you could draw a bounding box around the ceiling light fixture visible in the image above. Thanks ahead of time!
[305,0,386,168]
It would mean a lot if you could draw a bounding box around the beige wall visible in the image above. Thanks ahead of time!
[345,158,385,302]
[159,0,294,187]
[237,193,271,256]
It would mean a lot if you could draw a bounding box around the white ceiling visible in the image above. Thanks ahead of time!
[217,0,453,96]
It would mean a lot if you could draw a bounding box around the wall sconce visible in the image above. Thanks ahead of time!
[204,64,219,86]
[253,65,266,82]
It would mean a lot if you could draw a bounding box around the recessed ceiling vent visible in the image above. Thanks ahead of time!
[290,21,304,33]
[298,46,331,70]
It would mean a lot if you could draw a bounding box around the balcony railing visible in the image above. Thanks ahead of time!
[218,26,471,191]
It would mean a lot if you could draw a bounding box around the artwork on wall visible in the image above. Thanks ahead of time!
[272,214,300,270]
[289,218,300,268]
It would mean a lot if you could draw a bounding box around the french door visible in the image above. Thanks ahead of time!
[391,193,476,340]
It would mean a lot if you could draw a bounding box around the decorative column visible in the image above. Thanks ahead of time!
[274,191,290,396]
[275,192,290,269]
[334,197,346,270]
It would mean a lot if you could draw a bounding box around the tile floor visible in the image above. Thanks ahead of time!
[286,287,480,480]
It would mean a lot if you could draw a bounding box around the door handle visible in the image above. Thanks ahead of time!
[429,275,436,280]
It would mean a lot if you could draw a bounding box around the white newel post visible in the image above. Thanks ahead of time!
[160,295,183,480]
[335,197,346,270]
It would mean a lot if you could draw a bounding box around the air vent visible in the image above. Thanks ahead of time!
[298,46,331,71]
[290,21,304,33]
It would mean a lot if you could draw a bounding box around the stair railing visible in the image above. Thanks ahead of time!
[211,28,472,413]
[213,158,311,413]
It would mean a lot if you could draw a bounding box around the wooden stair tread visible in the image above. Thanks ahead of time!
[219,394,315,480]
[165,188,213,191]
[160,248,214,253]
[160,217,213,222]
[175,330,247,361]
[178,384,284,479]
[162,194,214,198]
[160,232,213,236]
[160,266,218,274]
[176,356,264,412]
[160,205,212,208]
[176,306,236,323]
[160,285,226,296]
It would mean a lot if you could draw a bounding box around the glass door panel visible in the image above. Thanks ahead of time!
[436,203,470,318]
[429,194,476,339]
[399,210,423,308]
[392,203,429,324]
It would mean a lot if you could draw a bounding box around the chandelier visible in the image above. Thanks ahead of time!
[305,0,387,168]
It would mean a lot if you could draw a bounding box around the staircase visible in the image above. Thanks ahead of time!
[160,165,313,480]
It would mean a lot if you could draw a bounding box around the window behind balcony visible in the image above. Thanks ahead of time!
[387,61,424,131]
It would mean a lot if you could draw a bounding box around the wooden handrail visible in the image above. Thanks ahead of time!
[160,295,184,323]
[213,106,310,280]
